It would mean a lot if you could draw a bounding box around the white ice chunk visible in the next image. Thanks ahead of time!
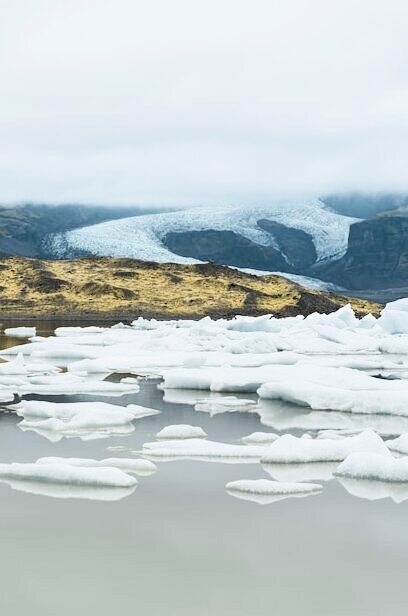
[14,400,159,438]
[335,452,408,483]
[36,457,157,475]
[261,429,389,464]
[54,326,106,336]
[156,425,207,439]
[226,479,322,504]
[257,399,408,436]
[383,298,408,313]
[4,327,36,337]
[387,433,408,455]
[377,310,408,334]
[0,462,137,487]
[142,438,267,462]
[241,431,279,444]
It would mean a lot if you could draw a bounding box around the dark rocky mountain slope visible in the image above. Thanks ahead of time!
[0,203,160,258]
[315,210,408,290]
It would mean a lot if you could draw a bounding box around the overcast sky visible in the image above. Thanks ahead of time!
[0,0,407,206]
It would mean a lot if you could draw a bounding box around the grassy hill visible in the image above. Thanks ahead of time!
[0,257,380,321]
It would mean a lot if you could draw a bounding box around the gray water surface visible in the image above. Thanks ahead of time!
[0,330,406,616]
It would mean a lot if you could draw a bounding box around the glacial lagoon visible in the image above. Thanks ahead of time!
[0,312,408,615]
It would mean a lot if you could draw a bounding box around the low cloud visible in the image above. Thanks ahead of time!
[1,0,408,205]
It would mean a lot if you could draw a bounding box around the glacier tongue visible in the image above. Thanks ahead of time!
[48,199,359,264]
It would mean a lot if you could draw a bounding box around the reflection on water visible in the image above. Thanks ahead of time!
[0,477,137,501]
[262,461,338,483]
[337,476,408,503]
[0,327,408,615]
[226,487,322,505]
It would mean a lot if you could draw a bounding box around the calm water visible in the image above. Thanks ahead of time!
[0,327,406,615]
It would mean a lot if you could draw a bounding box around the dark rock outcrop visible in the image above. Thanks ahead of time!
[257,219,316,268]
[164,222,317,273]
[164,229,290,271]
[314,212,408,289]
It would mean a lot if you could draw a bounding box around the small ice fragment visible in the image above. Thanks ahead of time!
[387,433,408,455]
[0,462,137,488]
[261,429,389,464]
[142,438,266,462]
[4,327,36,338]
[335,452,408,483]
[36,457,157,476]
[241,432,279,445]
[226,479,322,504]
[156,425,207,439]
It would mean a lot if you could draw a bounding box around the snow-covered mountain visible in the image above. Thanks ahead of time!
[47,199,359,269]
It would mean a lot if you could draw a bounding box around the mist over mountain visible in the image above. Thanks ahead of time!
[322,193,408,219]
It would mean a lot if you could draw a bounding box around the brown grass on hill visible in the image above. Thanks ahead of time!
[0,257,381,321]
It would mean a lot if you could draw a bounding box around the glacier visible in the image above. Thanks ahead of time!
[48,199,359,265]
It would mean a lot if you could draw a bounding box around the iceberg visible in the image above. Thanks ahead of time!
[261,429,388,464]
[13,400,160,438]
[36,456,157,475]
[142,438,267,462]
[3,326,36,337]
[226,479,322,504]
[335,452,408,483]
[241,431,279,444]
[156,425,207,439]
[0,462,137,488]
[387,433,408,455]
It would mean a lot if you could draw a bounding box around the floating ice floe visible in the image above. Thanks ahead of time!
[162,362,408,399]
[225,479,322,504]
[36,457,157,475]
[3,326,36,338]
[54,326,107,337]
[256,400,408,436]
[257,365,408,416]
[6,372,140,397]
[0,353,55,375]
[387,434,408,455]
[335,452,408,483]
[194,396,258,415]
[241,431,279,444]
[156,425,207,439]
[0,462,137,489]
[260,429,388,464]
[142,438,267,462]
[106,445,130,452]
[1,480,136,501]
[0,392,15,403]
[13,401,160,439]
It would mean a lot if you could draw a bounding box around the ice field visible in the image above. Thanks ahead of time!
[2,300,408,613]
